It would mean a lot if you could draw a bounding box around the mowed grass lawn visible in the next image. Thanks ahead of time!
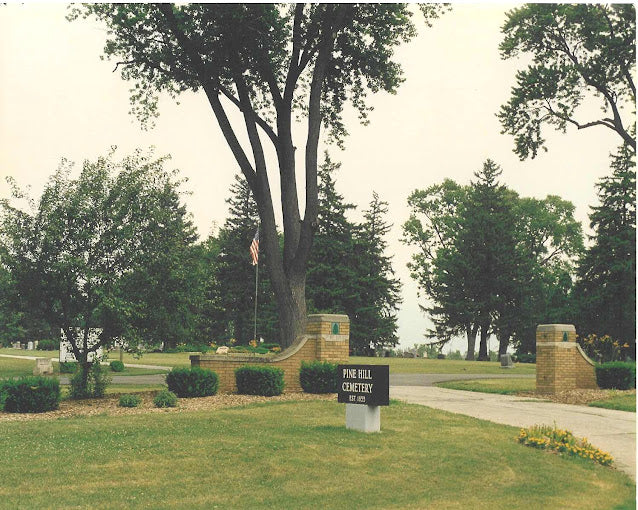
[0,357,167,378]
[0,400,633,510]
[0,348,536,375]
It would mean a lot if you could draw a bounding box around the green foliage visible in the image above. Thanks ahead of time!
[446,350,463,361]
[518,424,613,466]
[402,159,583,359]
[163,344,211,354]
[235,365,284,396]
[153,389,178,408]
[215,175,279,345]
[306,156,401,354]
[579,334,632,363]
[1,149,198,394]
[513,353,536,364]
[499,4,636,159]
[595,362,636,390]
[165,367,219,398]
[110,360,125,372]
[35,339,57,351]
[59,361,77,374]
[69,363,112,399]
[574,146,636,357]
[299,361,337,393]
[118,394,142,408]
[1,376,60,413]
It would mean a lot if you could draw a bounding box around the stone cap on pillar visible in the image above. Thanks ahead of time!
[536,324,576,343]
[306,314,349,339]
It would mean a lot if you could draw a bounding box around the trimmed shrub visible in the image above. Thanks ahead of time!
[118,394,142,408]
[514,353,536,364]
[36,339,57,351]
[437,353,446,359]
[1,376,61,413]
[235,365,284,396]
[0,386,6,411]
[59,361,77,373]
[299,361,337,393]
[165,367,219,398]
[596,362,636,390]
[154,389,178,408]
[110,360,125,372]
[69,362,112,399]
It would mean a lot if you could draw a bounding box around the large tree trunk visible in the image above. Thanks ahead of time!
[498,330,511,356]
[477,322,490,361]
[465,323,479,360]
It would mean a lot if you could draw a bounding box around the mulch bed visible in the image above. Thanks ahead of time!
[517,388,635,406]
[0,391,336,422]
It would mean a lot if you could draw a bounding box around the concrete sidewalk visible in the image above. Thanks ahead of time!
[391,385,636,480]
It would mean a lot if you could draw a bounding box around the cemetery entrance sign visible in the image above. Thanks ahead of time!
[338,365,389,406]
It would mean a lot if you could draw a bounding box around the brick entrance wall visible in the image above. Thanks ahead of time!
[190,314,349,393]
[536,324,598,393]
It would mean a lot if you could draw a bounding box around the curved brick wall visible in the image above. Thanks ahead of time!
[536,324,598,394]
[190,314,349,393]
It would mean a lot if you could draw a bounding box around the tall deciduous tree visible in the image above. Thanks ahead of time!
[574,144,636,356]
[498,4,636,159]
[71,4,444,347]
[0,150,195,393]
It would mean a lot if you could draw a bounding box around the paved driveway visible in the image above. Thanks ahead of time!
[391,385,636,480]
[390,373,534,386]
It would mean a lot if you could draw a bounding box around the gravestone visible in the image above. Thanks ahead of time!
[27,341,34,350]
[500,353,514,368]
[33,357,53,375]
[12,342,21,349]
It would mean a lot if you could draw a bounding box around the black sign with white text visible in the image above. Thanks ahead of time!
[337,364,389,406]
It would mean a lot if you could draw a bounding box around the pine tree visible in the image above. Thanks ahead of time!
[574,144,636,356]
[351,193,402,354]
[216,175,278,345]
[306,155,358,315]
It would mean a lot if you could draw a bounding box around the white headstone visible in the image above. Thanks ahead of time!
[33,358,54,376]
[27,341,34,350]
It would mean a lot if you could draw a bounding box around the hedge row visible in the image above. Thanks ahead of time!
[0,376,61,413]
[595,362,636,390]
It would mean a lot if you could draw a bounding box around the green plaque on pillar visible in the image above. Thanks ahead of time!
[562,332,568,342]
[331,322,340,335]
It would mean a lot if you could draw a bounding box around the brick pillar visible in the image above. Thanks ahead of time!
[308,314,350,362]
[536,324,597,393]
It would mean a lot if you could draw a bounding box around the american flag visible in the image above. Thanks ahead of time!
[249,227,259,265]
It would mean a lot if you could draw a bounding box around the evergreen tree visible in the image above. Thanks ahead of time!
[574,144,636,357]
[216,175,278,345]
[351,193,402,354]
[306,155,358,317]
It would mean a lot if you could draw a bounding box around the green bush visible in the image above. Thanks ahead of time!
[0,386,6,411]
[595,362,636,390]
[69,362,112,399]
[235,365,284,396]
[165,367,219,398]
[154,389,178,408]
[118,394,142,408]
[1,376,61,413]
[164,344,210,353]
[110,360,125,372]
[59,361,77,373]
[514,353,536,364]
[36,339,57,351]
[299,361,337,393]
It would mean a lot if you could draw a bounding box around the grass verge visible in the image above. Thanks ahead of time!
[0,400,632,509]
[588,393,636,412]
[436,378,535,394]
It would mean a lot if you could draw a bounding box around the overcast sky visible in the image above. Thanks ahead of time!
[0,4,626,351]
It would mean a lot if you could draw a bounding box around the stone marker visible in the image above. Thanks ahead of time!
[34,357,54,376]
[216,346,229,354]
[27,341,34,350]
[500,353,514,368]
[12,342,21,349]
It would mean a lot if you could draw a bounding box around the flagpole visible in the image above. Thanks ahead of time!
[254,255,259,343]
